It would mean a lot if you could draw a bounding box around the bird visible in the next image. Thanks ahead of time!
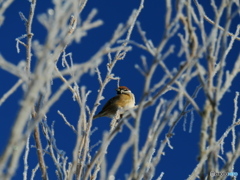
[93,86,135,120]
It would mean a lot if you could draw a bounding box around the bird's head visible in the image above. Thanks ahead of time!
[116,86,131,94]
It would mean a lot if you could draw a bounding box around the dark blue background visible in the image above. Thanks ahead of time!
[0,0,240,179]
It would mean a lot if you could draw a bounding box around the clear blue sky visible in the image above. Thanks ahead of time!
[0,0,240,179]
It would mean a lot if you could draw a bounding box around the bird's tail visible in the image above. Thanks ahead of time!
[93,113,101,120]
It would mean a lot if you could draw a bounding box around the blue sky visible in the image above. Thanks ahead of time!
[0,0,240,179]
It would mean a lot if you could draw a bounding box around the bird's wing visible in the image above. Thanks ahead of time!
[100,95,119,112]
[93,96,120,119]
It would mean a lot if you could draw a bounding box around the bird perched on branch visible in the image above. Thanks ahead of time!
[93,86,135,120]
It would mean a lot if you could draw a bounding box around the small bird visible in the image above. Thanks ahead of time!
[93,86,135,120]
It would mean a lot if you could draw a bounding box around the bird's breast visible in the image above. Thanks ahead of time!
[117,93,135,109]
